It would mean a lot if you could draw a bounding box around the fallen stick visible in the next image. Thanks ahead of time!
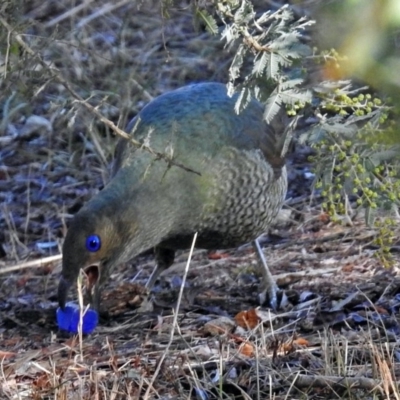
[0,254,61,274]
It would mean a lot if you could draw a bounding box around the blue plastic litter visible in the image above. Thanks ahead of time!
[57,302,98,334]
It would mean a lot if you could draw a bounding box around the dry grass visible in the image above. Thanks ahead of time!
[1,0,400,399]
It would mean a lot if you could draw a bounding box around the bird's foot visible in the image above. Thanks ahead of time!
[258,287,289,311]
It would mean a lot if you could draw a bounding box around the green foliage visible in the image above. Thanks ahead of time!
[191,1,400,264]
[196,9,219,35]
[305,78,399,264]
[374,217,397,267]
[307,81,397,211]
[215,2,313,121]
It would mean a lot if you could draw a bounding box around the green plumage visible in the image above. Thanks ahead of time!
[58,83,290,311]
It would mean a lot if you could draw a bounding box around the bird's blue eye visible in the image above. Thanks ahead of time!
[86,235,101,252]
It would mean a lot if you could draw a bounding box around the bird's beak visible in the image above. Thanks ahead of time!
[57,263,101,311]
[84,264,100,293]
[58,276,72,310]
[84,263,102,311]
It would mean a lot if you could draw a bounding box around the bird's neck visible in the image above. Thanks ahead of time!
[88,167,174,262]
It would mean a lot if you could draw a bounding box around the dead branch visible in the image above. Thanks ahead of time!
[0,255,61,274]
[286,373,385,394]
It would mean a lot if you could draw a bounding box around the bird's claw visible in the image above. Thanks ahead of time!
[258,287,288,311]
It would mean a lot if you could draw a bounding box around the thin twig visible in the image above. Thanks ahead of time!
[44,0,95,28]
[285,373,386,394]
[76,0,132,29]
[0,254,62,274]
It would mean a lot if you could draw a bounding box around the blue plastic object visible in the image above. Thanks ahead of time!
[57,302,98,334]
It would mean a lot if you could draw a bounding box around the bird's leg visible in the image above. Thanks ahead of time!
[146,247,175,289]
[252,239,283,310]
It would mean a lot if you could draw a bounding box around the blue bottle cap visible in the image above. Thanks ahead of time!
[57,302,98,334]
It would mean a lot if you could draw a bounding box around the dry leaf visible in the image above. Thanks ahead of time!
[0,351,16,359]
[234,309,260,329]
[33,373,51,390]
[207,251,230,260]
[281,337,310,353]
[203,317,235,335]
[374,306,389,315]
[341,263,355,273]
[318,212,330,223]
[293,338,310,347]
[239,342,254,357]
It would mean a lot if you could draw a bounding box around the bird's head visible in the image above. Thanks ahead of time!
[58,208,128,310]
